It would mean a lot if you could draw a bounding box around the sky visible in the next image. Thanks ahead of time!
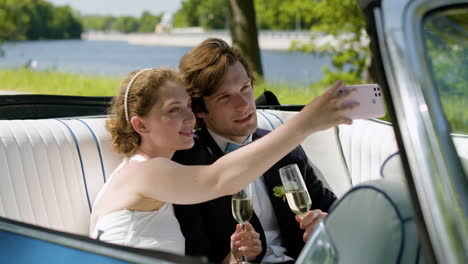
[45,0,183,17]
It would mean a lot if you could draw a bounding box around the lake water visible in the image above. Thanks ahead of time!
[0,40,332,85]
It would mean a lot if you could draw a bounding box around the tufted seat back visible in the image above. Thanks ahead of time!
[338,119,399,184]
[0,118,123,235]
[0,110,402,236]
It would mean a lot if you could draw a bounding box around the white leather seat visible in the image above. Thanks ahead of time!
[0,118,123,235]
[338,119,399,185]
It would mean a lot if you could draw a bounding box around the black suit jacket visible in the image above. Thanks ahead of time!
[172,127,336,263]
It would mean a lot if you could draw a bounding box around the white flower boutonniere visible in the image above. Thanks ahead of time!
[273,185,286,202]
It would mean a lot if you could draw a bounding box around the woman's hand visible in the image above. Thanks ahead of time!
[230,222,262,262]
[297,80,359,134]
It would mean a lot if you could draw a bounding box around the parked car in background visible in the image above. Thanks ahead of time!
[0,0,466,263]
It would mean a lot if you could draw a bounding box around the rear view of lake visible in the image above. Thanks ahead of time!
[0,40,332,86]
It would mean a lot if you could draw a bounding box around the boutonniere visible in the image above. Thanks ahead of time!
[273,185,286,202]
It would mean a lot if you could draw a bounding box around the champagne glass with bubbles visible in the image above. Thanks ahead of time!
[231,183,253,264]
[279,164,312,216]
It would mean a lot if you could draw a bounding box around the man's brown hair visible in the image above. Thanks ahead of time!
[179,38,254,127]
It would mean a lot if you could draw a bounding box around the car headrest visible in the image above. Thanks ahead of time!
[323,179,420,263]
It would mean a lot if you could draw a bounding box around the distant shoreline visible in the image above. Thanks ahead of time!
[82,31,314,51]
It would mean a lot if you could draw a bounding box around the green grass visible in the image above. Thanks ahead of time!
[254,80,327,105]
[0,68,327,103]
[0,68,123,96]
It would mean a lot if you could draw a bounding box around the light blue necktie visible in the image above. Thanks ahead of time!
[225,142,242,153]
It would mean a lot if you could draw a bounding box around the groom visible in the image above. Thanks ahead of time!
[172,38,336,263]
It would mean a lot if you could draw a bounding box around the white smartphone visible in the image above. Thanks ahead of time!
[339,84,386,119]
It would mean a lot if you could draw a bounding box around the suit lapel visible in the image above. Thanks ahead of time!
[197,126,225,160]
[199,128,267,260]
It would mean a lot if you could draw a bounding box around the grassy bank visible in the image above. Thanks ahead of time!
[0,69,123,96]
[0,68,325,104]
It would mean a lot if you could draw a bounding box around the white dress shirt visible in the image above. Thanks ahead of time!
[208,129,294,263]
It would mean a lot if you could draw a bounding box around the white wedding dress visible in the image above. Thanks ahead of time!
[91,154,185,255]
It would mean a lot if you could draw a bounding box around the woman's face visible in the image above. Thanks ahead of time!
[140,80,195,156]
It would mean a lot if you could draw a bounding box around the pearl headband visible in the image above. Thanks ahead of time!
[123,68,152,124]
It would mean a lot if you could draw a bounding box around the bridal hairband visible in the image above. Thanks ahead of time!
[124,68,152,124]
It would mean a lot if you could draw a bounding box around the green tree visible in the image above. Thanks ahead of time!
[173,0,227,29]
[254,0,316,30]
[138,11,162,32]
[173,0,202,28]
[424,10,468,133]
[0,0,30,41]
[291,0,369,85]
[82,16,117,31]
[197,0,228,29]
[0,0,82,41]
[46,6,82,39]
[112,16,140,33]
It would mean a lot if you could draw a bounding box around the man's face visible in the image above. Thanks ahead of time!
[196,61,257,144]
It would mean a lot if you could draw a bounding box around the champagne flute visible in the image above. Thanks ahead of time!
[279,164,312,216]
[231,183,253,264]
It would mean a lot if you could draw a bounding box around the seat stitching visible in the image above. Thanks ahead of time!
[35,121,66,229]
[17,121,52,228]
[257,110,275,130]
[55,120,92,212]
[0,129,21,218]
[5,123,37,222]
[45,121,78,229]
[263,111,284,124]
[380,152,400,178]
[335,126,352,187]
[76,119,107,183]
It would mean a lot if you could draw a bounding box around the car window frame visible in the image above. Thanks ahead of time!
[373,0,467,262]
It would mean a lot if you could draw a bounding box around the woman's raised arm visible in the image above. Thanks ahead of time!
[123,81,358,204]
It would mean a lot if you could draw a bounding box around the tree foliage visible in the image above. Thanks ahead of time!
[81,11,162,33]
[423,9,468,133]
[290,0,369,85]
[0,0,82,41]
[81,16,116,32]
[173,0,318,30]
[173,0,228,29]
[254,0,317,30]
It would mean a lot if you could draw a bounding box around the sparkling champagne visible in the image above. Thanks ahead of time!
[285,190,312,215]
[231,198,253,224]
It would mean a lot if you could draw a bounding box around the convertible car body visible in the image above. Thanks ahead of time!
[0,0,466,263]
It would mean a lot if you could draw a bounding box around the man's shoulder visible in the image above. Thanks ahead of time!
[254,128,270,137]
[172,133,210,164]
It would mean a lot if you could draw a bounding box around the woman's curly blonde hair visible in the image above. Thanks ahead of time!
[106,68,183,156]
